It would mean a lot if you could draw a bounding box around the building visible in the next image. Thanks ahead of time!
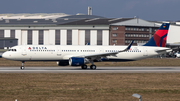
[0,38,17,49]
[110,18,160,45]
[0,13,162,49]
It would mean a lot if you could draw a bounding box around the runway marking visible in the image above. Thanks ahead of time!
[0,67,180,73]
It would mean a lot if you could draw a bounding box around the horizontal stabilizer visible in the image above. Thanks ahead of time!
[155,48,172,53]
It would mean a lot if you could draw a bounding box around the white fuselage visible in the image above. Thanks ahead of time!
[2,45,170,62]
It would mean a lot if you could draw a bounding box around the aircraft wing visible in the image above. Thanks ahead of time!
[73,40,134,59]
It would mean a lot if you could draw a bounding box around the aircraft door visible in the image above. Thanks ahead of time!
[143,48,148,56]
[99,48,104,53]
[22,46,27,56]
[57,47,61,56]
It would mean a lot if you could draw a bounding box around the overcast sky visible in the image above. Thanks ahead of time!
[0,0,179,21]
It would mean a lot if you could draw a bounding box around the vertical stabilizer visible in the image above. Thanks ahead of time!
[143,23,170,47]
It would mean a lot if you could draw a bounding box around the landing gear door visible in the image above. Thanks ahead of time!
[57,47,61,56]
[22,46,27,56]
[143,48,148,56]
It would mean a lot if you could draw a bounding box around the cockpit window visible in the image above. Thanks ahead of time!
[8,49,17,51]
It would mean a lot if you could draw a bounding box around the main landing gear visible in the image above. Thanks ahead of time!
[81,62,97,70]
[81,65,87,69]
[90,61,96,70]
[20,61,25,70]
[90,65,96,70]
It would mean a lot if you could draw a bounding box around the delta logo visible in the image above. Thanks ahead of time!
[28,47,47,50]
[129,48,140,51]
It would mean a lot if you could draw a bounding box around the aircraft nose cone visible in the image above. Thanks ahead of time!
[2,52,7,58]
[2,52,13,60]
[2,53,5,58]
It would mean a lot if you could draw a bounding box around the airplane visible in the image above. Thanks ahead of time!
[2,23,171,70]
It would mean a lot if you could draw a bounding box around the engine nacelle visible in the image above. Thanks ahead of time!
[57,60,69,66]
[69,57,88,66]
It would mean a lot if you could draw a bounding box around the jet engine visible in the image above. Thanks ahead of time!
[57,60,69,66]
[69,57,89,66]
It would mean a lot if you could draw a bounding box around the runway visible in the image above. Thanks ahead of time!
[0,67,180,73]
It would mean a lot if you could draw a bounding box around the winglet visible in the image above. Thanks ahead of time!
[119,40,134,52]
[126,40,134,50]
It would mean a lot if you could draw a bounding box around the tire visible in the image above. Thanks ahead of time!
[90,65,96,70]
[20,66,25,70]
[81,65,87,69]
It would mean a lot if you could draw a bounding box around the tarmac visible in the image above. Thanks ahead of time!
[0,67,180,73]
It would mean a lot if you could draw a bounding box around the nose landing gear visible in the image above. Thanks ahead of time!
[20,61,25,70]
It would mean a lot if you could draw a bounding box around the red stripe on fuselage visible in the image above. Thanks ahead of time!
[153,30,168,46]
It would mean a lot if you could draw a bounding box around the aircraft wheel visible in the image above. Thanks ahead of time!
[90,65,96,70]
[81,65,87,69]
[20,66,25,70]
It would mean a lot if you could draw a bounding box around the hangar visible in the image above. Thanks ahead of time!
[0,14,110,48]
[0,13,167,49]
[0,38,17,49]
